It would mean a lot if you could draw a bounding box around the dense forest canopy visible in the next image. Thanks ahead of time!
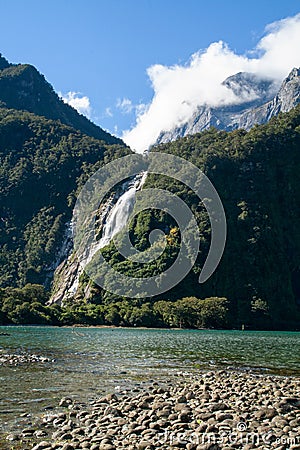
[150,109,300,329]
[82,106,299,329]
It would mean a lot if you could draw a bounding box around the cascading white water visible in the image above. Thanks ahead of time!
[44,220,74,288]
[49,170,148,303]
[101,171,148,246]
[85,170,147,265]
[98,186,136,247]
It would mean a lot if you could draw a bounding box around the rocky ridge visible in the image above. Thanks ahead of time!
[157,68,300,144]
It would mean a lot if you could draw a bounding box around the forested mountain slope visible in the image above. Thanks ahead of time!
[86,106,300,329]
[0,53,121,144]
[0,107,129,287]
[0,53,299,329]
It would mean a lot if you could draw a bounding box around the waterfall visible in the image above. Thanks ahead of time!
[49,171,147,303]
[44,220,74,288]
[97,186,136,246]
[84,170,147,266]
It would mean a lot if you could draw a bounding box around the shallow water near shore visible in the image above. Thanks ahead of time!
[0,326,299,432]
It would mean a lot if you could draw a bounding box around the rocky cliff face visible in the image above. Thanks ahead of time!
[238,68,300,129]
[156,69,300,143]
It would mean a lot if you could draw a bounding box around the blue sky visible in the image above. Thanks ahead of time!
[1,0,300,148]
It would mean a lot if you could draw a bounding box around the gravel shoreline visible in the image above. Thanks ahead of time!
[0,352,55,366]
[3,370,300,450]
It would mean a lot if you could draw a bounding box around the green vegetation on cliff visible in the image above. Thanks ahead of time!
[0,107,129,287]
[81,106,300,329]
[151,108,300,329]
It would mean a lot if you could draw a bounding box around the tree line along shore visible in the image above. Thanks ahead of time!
[0,284,293,330]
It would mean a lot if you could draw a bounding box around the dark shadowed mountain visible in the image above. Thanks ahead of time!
[0,53,129,288]
[0,53,122,144]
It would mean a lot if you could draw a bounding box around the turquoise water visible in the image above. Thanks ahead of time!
[0,326,299,431]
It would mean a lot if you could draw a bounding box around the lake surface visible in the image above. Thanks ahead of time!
[0,326,299,432]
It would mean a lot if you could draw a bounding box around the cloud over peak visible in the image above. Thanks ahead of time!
[60,91,92,118]
[123,14,300,153]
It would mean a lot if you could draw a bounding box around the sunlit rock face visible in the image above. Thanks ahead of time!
[156,68,300,143]
[49,173,147,305]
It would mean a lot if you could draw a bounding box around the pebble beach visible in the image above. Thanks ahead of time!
[3,370,300,450]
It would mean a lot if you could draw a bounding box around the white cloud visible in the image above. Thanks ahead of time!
[135,103,148,116]
[104,107,113,118]
[116,97,134,114]
[255,14,300,79]
[123,14,300,153]
[116,97,149,117]
[60,91,92,118]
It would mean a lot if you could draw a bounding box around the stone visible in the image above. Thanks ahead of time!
[175,403,190,412]
[60,432,73,440]
[254,408,277,420]
[216,412,233,421]
[176,395,187,404]
[99,444,116,450]
[61,444,75,450]
[90,445,100,450]
[59,396,73,407]
[21,427,36,435]
[136,441,153,449]
[106,393,118,402]
[5,434,19,441]
[31,442,52,450]
[35,430,48,437]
